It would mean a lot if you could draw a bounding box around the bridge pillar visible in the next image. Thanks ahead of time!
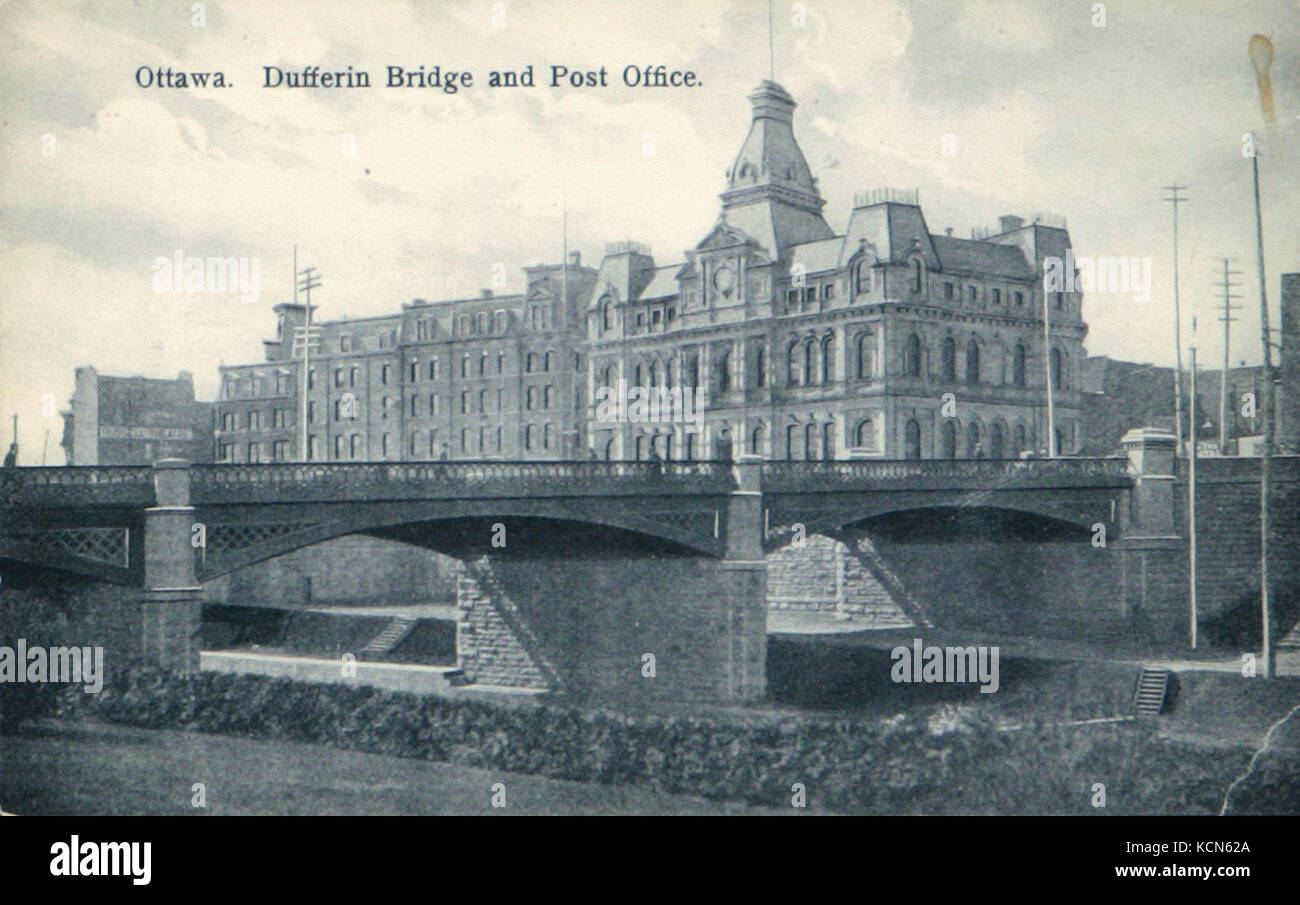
[141,459,203,672]
[1118,428,1188,644]
[720,454,767,701]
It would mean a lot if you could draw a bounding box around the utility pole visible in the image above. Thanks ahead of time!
[1214,259,1243,453]
[1042,281,1056,457]
[1248,137,1273,678]
[294,253,322,463]
[1188,336,1199,649]
[1162,185,1190,457]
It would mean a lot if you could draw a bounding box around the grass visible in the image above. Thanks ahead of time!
[0,719,809,816]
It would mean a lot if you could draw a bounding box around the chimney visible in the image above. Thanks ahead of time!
[945,227,953,237]
[480,289,493,299]
[568,250,581,267]
[999,215,1025,233]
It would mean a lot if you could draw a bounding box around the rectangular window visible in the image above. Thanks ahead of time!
[221,412,235,431]
[429,394,438,415]
[1014,291,1025,306]
[308,368,317,390]
[219,443,234,462]
[410,362,419,382]
[340,335,352,352]
[410,396,419,417]
[273,440,288,461]
[968,286,978,304]
[992,289,1001,305]
[248,411,262,431]
[248,442,261,463]
[308,435,319,461]
[308,401,316,424]
[944,282,954,300]
[334,368,344,387]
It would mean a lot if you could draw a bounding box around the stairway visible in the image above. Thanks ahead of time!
[1134,667,1172,716]
[360,616,419,656]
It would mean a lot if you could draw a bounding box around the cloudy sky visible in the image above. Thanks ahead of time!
[1,0,1296,462]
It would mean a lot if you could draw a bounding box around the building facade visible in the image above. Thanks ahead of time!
[61,366,213,465]
[585,81,1086,461]
[214,258,595,462]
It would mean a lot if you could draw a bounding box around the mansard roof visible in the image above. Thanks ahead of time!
[931,235,1035,280]
[639,265,682,301]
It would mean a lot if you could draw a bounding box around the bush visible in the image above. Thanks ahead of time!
[74,668,1253,814]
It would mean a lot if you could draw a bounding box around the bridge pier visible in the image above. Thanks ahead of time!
[1116,428,1188,644]
[141,459,203,672]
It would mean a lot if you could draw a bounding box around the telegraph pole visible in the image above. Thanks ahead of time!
[294,254,322,463]
[1162,185,1190,457]
[1214,259,1243,453]
[1188,334,1199,648]
[1248,138,1273,678]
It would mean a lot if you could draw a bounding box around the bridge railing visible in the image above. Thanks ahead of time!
[760,457,1132,491]
[187,460,737,502]
[0,466,156,507]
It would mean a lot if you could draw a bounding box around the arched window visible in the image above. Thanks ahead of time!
[822,422,835,460]
[966,339,980,385]
[965,422,981,458]
[479,354,488,376]
[913,258,924,293]
[803,338,818,386]
[524,424,535,451]
[478,389,488,412]
[905,334,922,378]
[754,346,766,388]
[904,419,922,460]
[687,353,700,388]
[525,386,536,411]
[855,259,874,296]
[604,437,617,460]
[1055,427,1066,456]
[787,340,801,386]
[750,423,765,456]
[786,423,799,459]
[429,430,438,456]
[381,433,391,457]
[854,419,873,448]
[820,336,834,384]
[350,434,362,459]
[648,360,658,386]
[543,423,553,449]
[804,422,818,461]
[1051,348,1065,389]
[634,435,646,460]
[1013,344,1027,387]
[544,351,554,372]
[717,350,731,392]
[941,337,957,382]
[460,356,469,378]
[601,296,613,332]
[665,358,675,387]
[990,423,1005,459]
[1014,424,1027,455]
[856,333,873,379]
[602,363,617,388]
[941,420,957,459]
[525,352,536,373]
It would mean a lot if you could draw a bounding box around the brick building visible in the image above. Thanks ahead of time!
[61,366,213,465]
[584,81,1087,461]
[215,259,595,462]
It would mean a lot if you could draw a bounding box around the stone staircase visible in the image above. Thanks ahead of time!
[1134,666,1172,716]
[360,615,419,657]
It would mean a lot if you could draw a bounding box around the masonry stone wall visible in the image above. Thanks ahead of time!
[765,532,914,627]
[456,553,766,705]
[205,535,460,607]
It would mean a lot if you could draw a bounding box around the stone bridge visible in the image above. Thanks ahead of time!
[3,430,1229,704]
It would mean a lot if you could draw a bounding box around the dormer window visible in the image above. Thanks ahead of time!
[600,294,613,332]
[913,259,924,293]
[855,260,874,296]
